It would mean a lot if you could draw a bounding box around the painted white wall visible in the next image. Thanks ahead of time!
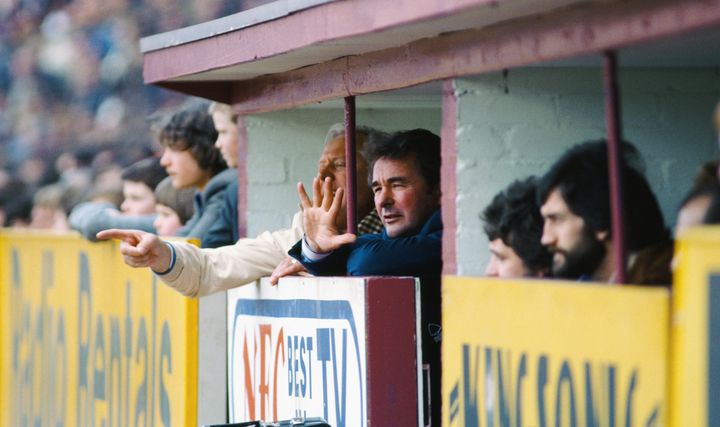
[197,292,227,425]
[454,68,720,276]
[244,106,442,237]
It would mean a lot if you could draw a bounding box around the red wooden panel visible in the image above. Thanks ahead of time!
[365,277,419,426]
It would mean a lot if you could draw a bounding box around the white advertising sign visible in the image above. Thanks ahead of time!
[227,277,367,427]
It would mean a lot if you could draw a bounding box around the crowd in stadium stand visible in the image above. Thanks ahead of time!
[0,0,258,228]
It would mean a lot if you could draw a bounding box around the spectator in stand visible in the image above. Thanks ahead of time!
[691,160,720,188]
[157,103,232,247]
[69,157,166,240]
[120,157,166,215]
[202,101,241,248]
[3,195,33,228]
[96,124,386,293]
[672,180,720,271]
[0,1,245,204]
[18,156,57,194]
[0,177,31,227]
[705,189,720,225]
[676,183,720,236]
[29,184,70,230]
[537,140,671,285]
[481,177,551,278]
[152,176,196,236]
[0,193,7,228]
[675,151,720,235]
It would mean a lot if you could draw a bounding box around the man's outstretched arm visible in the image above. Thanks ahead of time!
[96,229,173,273]
[98,217,305,297]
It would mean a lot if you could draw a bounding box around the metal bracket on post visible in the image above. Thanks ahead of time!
[344,96,358,235]
[602,50,627,284]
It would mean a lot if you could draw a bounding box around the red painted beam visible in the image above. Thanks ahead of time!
[344,96,358,235]
[156,81,233,104]
[143,0,499,84]
[602,51,627,284]
[441,79,458,276]
[174,0,720,114]
[365,277,419,427]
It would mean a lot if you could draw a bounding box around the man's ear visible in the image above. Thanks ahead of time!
[595,230,609,242]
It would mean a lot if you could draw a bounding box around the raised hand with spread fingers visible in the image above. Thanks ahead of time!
[298,176,357,254]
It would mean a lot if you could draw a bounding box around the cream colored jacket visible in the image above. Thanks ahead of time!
[159,212,304,297]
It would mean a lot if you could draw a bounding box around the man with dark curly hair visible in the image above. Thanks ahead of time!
[481,177,551,278]
[157,102,233,247]
[537,140,670,284]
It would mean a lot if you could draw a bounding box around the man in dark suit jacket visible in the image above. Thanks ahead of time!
[287,128,442,427]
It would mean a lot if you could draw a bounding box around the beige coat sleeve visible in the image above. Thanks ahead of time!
[158,212,305,297]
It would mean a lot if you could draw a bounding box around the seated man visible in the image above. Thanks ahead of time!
[96,124,386,296]
[69,157,167,240]
[202,102,242,248]
[157,103,234,247]
[152,176,196,236]
[289,129,441,277]
[676,156,720,236]
[481,177,551,278]
[287,129,442,427]
[676,182,720,236]
[537,140,671,284]
[706,187,720,224]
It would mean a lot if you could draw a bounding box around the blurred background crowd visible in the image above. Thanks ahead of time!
[0,0,270,228]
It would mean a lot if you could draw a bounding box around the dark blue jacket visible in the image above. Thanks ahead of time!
[202,180,240,248]
[288,209,443,426]
[177,168,237,248]
[288,209,442,279]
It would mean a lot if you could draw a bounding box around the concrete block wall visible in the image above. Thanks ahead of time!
[245,106,441,237]
[454,68,720,276]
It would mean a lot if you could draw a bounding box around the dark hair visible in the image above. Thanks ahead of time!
[153,177,196,224]
[537,140,668,251]
[121,157,167,191]
[482,177,552,274]
[692,160,720,188]
[2,194,33,226]
[683,182,720,225]
[363,129,440,189]
[705,189,720,225]
[158,103,227,176]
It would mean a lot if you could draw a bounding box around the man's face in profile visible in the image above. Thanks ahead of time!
[485,238,528,278]
[212,111,239,168]
[540,188,606,279]
[371,154,439,238]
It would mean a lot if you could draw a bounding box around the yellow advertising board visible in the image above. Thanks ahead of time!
[443,276,669,427]
[671,226,720,427]
[0,231,198,427]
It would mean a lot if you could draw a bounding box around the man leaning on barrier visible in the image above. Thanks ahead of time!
[96,124,386,296]
[283,129,443,427]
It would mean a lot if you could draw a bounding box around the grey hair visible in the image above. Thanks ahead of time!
[323,123,389,162]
